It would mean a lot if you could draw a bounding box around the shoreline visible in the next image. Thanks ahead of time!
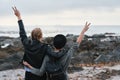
[0,64,120,80]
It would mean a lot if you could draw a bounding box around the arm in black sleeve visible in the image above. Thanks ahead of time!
[18,20,29,45]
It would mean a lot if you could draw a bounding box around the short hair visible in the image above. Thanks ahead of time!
[53,34,67,49]
[31,28,42,40]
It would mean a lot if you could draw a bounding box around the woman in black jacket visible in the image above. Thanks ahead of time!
[12,7,48,80]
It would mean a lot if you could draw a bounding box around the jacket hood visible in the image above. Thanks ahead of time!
[25,39,44,54]
[47,46,67,59]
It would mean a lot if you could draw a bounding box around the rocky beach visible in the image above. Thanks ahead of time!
[0,33,120,80]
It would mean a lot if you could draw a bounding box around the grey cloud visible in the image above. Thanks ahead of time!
[15,0,120,13]
[0,0,120,16]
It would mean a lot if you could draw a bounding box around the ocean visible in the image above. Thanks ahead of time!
[0,25,120,37]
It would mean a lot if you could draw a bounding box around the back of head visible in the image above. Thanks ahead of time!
[31,28,42,40]
[53,34,67,49]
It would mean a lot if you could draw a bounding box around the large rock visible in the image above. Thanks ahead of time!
[0,33,120,71]
[0,52,24,71]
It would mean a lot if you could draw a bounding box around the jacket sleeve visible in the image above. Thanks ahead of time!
[61,42,79,70]
[18,20,29,46]
[30,56,49,76]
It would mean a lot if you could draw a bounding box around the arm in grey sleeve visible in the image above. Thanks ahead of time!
[62,42,79,70]
[30,56,49,76]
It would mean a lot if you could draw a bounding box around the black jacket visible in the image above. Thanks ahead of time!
[18,20,48,68]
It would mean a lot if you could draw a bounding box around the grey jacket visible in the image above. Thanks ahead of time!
[30,42,79,77]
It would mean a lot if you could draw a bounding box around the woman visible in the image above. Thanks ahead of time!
[12,7,48,80]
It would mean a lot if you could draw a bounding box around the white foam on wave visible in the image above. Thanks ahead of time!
[1,43,10,48]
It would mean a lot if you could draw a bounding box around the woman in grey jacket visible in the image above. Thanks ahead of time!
[23,22,91,80]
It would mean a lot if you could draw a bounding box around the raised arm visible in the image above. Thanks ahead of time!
[12,7,28,45]
[61,22,91,70]
[12,7,21,20]
[77,22,91,44]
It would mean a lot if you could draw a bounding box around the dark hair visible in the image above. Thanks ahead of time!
[53,34,67,49]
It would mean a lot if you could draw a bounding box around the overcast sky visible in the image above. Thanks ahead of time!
[0,0,120,26]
